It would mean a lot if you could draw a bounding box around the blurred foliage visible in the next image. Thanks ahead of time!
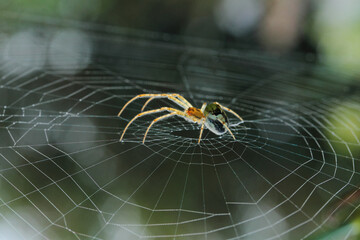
[0,0,360,239]
[1,0,360,77]
[326,101,360,156]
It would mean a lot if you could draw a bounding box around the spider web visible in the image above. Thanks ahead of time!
[1,16,360,240]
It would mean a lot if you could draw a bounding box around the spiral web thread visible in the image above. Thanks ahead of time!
[0,21,360,240]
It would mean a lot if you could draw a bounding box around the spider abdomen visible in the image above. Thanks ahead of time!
[205,117,227,135]
[204,103,229,135]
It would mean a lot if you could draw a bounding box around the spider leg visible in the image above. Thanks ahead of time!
[200,102,207,112]
[141,94,193,112]
[172,94,193,108]
[142,112,183,143]
[120,107,183,141]
[219,120,236,140]
[198,121,205,144]
[141,97,156,112]
[214,102,243,122]
[118,94,189,117]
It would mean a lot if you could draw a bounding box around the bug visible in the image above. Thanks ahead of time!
[117,93,243,144]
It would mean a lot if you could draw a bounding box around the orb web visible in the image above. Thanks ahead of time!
[0,16,360,240]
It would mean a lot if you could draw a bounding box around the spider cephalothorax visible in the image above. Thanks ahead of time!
[117,93,243,143]
[186,107,204,119]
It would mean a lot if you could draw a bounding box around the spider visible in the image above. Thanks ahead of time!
[117,93,244,144]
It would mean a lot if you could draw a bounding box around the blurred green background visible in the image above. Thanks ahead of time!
[0,1,360,240]
[1,0,360,74]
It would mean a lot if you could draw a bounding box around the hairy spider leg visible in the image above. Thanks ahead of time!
[142,112,182,143]
[141,94,193,112]
[214,102,244,122]
[200,102,207,112]
[219,120,236,140]
[141,97,156,111]
[117,94,189,117]
[120,107,184,141]
[173,93,193,108]
[198,121,205,144]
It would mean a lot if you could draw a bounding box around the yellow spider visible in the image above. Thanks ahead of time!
[117,93,244,144]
